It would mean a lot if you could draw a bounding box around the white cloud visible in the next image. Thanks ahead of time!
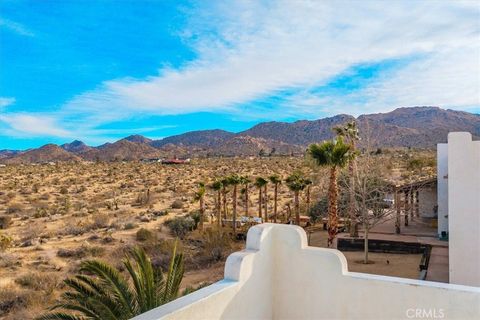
[0,18,34,37]
[2,0,479,141]
[0,114,71,137]
[0,97,15,108]
[61,0,479,118]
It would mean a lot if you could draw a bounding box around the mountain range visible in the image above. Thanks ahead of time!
[1,107,479,163]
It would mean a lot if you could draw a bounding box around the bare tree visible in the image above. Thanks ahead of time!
[342,156,394,263]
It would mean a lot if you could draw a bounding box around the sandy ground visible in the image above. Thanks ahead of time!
[308,230,422,280]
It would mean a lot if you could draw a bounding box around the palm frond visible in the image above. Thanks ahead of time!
[35,312,85,320]
[80,260,136,316]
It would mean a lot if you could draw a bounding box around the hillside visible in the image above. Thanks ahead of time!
[2,144,81,164]
[80,139,163,161]
[151,129,235,148]
[60,140,92,153]
[212,136,304,156]
[1,107,479,163]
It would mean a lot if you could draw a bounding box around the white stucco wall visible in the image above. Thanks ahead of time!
[447,132,480,287]
[134,224,480,320]
[437,143,448,237]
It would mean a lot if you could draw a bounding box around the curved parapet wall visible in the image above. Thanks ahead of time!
[134,224,480,320]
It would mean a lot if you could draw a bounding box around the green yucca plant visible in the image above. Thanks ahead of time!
[37,244,184,320]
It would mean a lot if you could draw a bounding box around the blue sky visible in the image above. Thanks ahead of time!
[1,0,479,150]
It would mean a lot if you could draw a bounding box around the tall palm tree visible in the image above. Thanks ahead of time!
[334,121,360,237]
[239,176,251,216]
[304,178,313,214]
[227,174,241,236]
[285,173,307,226]
[194,182,206,231]
[254,177,268,220]
[268,175,282,223]
[38,245,184,320]
[220,177,230,220]
[209,180,223,227]
[263,181,269,222]
[308,137,353,247]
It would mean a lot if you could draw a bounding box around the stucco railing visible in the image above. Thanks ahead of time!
[134,224,480,320]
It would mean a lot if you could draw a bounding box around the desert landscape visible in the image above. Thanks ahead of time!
[0,148,437,319]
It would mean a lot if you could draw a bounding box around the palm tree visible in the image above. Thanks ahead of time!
[209,180,223,227]
[334,121,360,237]
[38,245,184,320]
[308,137,353,247]
[285,173,307,225]
[239,176,251,216]
[220,177,230,220]
[269,175,282,223]
[227,174,241,236]
[304,178,313,214]
[194,182,206,231]
[263,181,269,222]
[254,177,267,220]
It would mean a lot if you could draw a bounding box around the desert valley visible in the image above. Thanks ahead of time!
[1,107,477,319]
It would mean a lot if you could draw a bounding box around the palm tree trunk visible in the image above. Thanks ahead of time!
[217,190,221,227]
[264,185,268,222]
[232,186,237,237]
[273,184,278,223]
[306,185,311,214]
[327,166,338,247]
[348,158,358,237]
[295,191,300,225]
[245,184,249,216]
[258,187,262,218]
[222,187,227,220]
[199,196,205,231]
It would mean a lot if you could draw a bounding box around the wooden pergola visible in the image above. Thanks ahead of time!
[390,177,437,234]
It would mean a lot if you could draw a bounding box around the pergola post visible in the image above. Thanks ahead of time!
[404,190,409,226]
[395,187,401,234]
[415,190,420,217]
[410,189,415,220]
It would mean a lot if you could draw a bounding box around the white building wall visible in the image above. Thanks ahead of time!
[447,132,480,287]
[437,143,448,237]
[135,224,480,320]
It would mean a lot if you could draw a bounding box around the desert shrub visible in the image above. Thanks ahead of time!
[189,211,201,229]
[0,253,19,268]
[164,216,195,238]
[89,213,110,229]
[171,199,184,209]
[57,247,87,258]
[39,193,50,200]
[124,222,138,230]
[201,229,233,262]
[33,208,49,218]
[406,157,436,171]
[136,228,155,242]
[6,202,23,214]
[0,233,13,252]
[0,285,28,316]
[14,272,59,293]
[0,215,12,229]
[85,245,106,257]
